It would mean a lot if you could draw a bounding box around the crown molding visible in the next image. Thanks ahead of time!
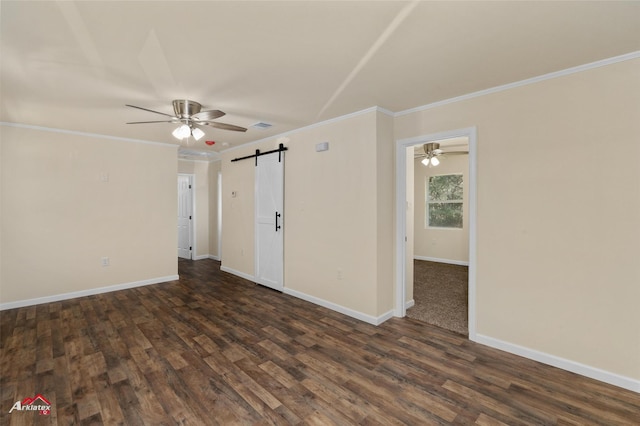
[220,106,389,155]
[396,51,640,117]
[178,158,217,164]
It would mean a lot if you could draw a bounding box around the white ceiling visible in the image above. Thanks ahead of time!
[2,1,639,154]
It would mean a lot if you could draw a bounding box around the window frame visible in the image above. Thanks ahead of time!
[426,173,464,229]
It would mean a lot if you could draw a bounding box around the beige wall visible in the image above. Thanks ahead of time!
[375,111,395,314]
[395,59,640,380]
[414,153,469,263]
[220,148,255,275]
[0,125,178,304]
[282,112,377,316]
[221,110,394,319]
[209,161,221,259]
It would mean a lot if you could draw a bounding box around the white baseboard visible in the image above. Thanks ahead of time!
[0,275,179,311]
[414,256,469,266]
[405,299,415,309]
[218,266,394,325]
[191,254,220,261]
[220,265,256,283]
[375,309,395,325]
[284,288,393,326]
[474,334,640,394]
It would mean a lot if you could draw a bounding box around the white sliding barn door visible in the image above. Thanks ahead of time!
[255,152,284,291]
[177,175,193,259]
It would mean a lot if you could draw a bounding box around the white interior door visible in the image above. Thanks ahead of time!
[255,152,284,291]
[177,175,193,259]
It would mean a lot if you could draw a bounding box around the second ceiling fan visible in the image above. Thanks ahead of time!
[415,142,468,167]
[126,99,247,141]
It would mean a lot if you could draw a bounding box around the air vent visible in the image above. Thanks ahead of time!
[251,122,273,130]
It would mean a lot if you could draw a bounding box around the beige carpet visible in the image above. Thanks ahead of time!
[406,260,468,335]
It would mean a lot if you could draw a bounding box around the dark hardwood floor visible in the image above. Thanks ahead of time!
[1,259,638,425]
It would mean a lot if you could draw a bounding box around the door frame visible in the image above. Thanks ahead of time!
[178,173,195,260]
[394,127,478,340]
[217,170,222,261]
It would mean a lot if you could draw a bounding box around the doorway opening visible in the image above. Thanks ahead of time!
[395,127,477,340]
[408,139,469,334]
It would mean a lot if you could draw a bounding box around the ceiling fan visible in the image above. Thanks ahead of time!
[126,99,247,141]
[415,142,468,166]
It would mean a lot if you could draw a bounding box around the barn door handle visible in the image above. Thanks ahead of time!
[275,212,281,231]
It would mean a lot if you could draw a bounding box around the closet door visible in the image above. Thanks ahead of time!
[255,151,284,291]
[177,175,193,259]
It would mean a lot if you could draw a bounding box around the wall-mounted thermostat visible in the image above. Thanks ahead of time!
[316,142,329,152]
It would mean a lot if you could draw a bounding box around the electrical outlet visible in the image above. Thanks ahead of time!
[337,268,343,280]
[101,257,110,267]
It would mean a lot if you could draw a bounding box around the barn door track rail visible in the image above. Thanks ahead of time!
[231,143,288,165]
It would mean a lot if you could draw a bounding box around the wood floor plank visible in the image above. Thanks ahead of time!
[143,369,200,424]
[442,379,558,425]
[258,360,299,389]
[111,379,147,426]
[90,372,126,425]
[475,412,510,426]
[300,377,369,423]
[1,258,638,425]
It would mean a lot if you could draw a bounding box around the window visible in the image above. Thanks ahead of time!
[427,174,463,228]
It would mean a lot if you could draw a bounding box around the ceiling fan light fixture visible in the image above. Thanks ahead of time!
[173,124,191,140]
[431,156,440,166]
[191,127,205,141]
[421,158,430,166]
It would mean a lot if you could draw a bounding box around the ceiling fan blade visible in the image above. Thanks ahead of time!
[126,104,175,118]
[126,120,179,124]
[192,109,225,121]
[202,121,247,132]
